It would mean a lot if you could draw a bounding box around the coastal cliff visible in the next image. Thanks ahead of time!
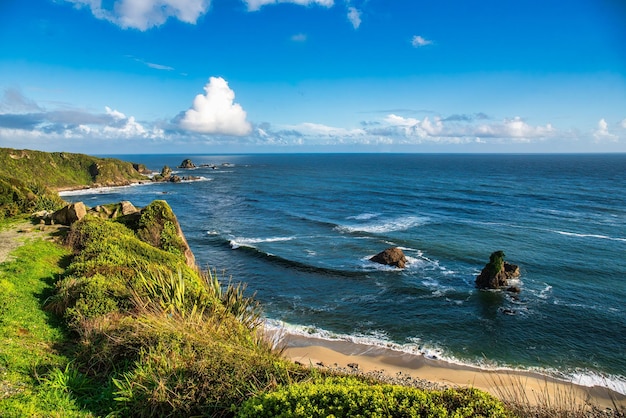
[0,147,149,191]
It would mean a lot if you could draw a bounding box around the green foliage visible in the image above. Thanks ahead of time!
[487,250,506,277]
[238,377,511,418]
[136,200,187,256]
[111,320,299,418]
[0,175,65,219]
[203,268,264,332]
[49,215,200,328]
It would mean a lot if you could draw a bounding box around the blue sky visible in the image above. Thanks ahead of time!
[0,0,625,153]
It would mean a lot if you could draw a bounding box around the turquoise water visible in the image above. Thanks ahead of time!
[61,154,626,393]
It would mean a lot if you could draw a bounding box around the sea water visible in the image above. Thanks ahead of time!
[61,154,626,394]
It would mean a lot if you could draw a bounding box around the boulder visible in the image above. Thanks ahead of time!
[370,247,407,269]
[178,159,196,169]
[120,200,139,216]
[476,251,520,290]
[51,202,87,225]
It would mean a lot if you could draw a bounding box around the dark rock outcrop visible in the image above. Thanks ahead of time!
[178,159,196,169]
[50,202,87,225]
[370,247,407,269]
[476,250,520,290]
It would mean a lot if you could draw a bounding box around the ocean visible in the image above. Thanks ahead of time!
[60,153,626,394]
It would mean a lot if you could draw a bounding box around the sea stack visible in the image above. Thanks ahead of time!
[475,250,520,290]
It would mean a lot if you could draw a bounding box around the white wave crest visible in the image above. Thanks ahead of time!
[347,212,380,220]
[58,182,152,196]
[552,230,626,243]
[569,371,626,395]
[336,215,429,234]
[230,236,296,249]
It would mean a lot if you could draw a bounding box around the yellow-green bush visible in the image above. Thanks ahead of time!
[237,377,512,418]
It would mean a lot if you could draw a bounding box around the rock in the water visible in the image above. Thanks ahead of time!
[178,159,196,169]
[370,247,407,269]
[476,250,520,289]
[51,202,86,225]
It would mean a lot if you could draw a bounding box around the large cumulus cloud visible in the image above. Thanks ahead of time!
[179,77,252,136]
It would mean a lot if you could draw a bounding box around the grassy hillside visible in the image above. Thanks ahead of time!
[0,148,149,191]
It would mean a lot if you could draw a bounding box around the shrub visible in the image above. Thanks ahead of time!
[0,176,64,218]
[237,377,512,418]
[50,216,202,329]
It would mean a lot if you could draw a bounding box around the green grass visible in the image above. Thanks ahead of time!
[0,238,100,417]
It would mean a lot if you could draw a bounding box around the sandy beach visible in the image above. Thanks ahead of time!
[278,333,626,411]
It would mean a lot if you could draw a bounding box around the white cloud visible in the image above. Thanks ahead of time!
[105,106,127,121]
[347,7,361,29]
[65,0,211,30]
[179,77,252,136]
[146,62,175,71]
[291,33,307,42]
[244,0,333,12]
[621,118,626,129]
[383,114,444,139]
[411,35,433,47]
[593,118,618,142]
[380,114,554,143]
[475,116,555,140]
[286,122,365,137]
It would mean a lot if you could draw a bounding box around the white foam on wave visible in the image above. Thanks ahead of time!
[58,176,212,197]
[265,319,460,364]
[336,215,429,234]
[347,212,380,221]
[229,236,296,250]
[58,181,153,196]
[552,230,626,243]
[569,371,626,395]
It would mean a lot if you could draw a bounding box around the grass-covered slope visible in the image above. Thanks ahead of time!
[0,147,149,191]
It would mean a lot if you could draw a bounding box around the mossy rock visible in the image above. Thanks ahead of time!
[136,200,195,266]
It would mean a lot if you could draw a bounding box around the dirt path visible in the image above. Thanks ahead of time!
[0,221,32,263]
[0,221,67,263]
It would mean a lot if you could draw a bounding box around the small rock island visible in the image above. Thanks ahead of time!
[475,250,521,292]
[370,247,407,269]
